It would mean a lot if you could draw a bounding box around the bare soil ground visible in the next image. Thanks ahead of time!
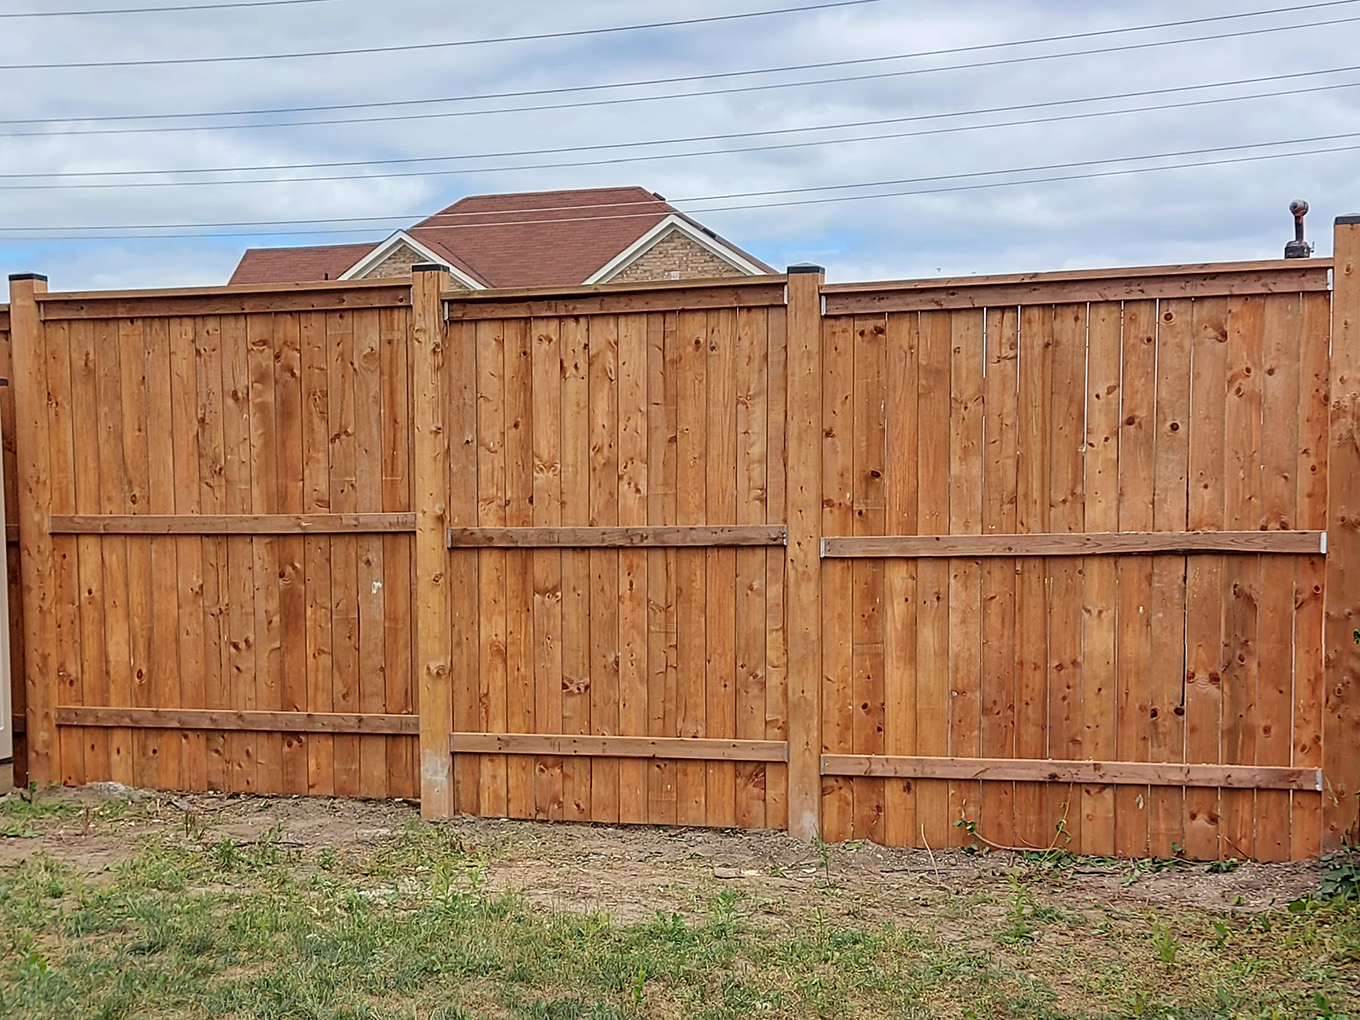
[0,783,1322,921]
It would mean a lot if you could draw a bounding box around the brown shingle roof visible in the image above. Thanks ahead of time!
[227,186,772,287]
[228,241,373,285]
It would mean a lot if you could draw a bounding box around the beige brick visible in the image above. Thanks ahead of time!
[608,228,747,283]
[358,243,472,288]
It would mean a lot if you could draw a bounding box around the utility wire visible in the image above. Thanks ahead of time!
[8,11,1358,137]
[0,0,882,70]
[0,0,336,16]
[7,133,1354,236]
[6,76,1356,191]
[4,0,1353,120]
[3,65,1355,183]
[12,141,1358,241]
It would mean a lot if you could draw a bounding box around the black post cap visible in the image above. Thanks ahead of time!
[8,273,47,282]
[787,263,825,274]
[1336,214,1360,226]
[411,262,451,273]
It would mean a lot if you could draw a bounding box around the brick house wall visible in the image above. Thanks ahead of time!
[608,228,747,283]
[359,243,471,288]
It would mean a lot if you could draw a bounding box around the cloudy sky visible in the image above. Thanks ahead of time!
[0,0,1357,291]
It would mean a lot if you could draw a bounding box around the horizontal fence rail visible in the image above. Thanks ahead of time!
[447,525,786,548]
[820,755,1323,791]
[821,530,1326,558]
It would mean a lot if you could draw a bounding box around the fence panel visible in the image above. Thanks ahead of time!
[817,262,1334,859]
[15,283,419,798]
[441,281,790,828]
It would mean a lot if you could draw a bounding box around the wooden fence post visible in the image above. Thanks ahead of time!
[786,264,825,840]
[412,263,453,818]
[8,273,53,787]
[1325,217,1360,849]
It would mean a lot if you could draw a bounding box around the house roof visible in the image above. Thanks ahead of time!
[228,186,772,287]
[228,241,374,285]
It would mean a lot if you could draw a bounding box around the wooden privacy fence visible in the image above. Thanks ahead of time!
[6,216,1360,862]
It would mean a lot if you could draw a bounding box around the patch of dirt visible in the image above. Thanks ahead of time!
[0,785,1324,919]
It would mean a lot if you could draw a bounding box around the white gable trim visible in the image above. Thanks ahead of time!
[583,214,768,285]
[338,230,483,288]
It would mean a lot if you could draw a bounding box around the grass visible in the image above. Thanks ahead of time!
[0,814,1357,1019]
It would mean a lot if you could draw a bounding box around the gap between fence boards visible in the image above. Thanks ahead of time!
[820,755,1322,791]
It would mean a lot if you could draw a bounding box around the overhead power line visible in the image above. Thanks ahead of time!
[2,65,1354,183]
[4,74,1356,191]
[4,0,1355,128]
[0,0,883,70]
[0,0,335,16]
[7,11,1358,137]
[6,133,1356,237]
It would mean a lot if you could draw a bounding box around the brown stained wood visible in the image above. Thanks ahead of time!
[448,316,483,817]
[1293,291,1331,860]
[56,706,418,734]
[764,304,789,833]
[587,314,621,825]
[1220,295,1265,859]
[1256,294,1303,862]
[647,312,680,826]
[784,268,824,840]
[327,311,360,798]
[1113,300,1157,859]
[45,322,83,787]
[1185,297,1230,859]
[1148,299,1192,857]
[979,306,1018,850]
[821,261,1332,315]
[379,307,415,800]
[559,314,592,822]
[70,320,109,784]
[705,307,738,830]
[531,317,565,821]
[196,316,230,792]
[617,312,650,826]
[120,317,157,792]
[445,282,787,321]
[50,513,415,534]
[170,318,208,795]
[1324,218,1360,850]
[476,318,510,819]
[37,282,410,321]
[1012,304,1051,850]
[1081,300,1121,857]
[851,315,886,844]
[947,309,984,848]
[821,531,1323,558]
[451,732,788,761]
[502,316,536,820]
[146,317,181,792]
[820,314,854,842]
[447,525,783,548]
[1047,303,1086,850]
[300,311,335,796]
[820,755,1321,791]
[882,311,919,848]
[915,309,953,849]
[675,308,708,826]
[353,309,388,801]
[248,312,284,797]
[10,275,56,783]
[734,306,769,831]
